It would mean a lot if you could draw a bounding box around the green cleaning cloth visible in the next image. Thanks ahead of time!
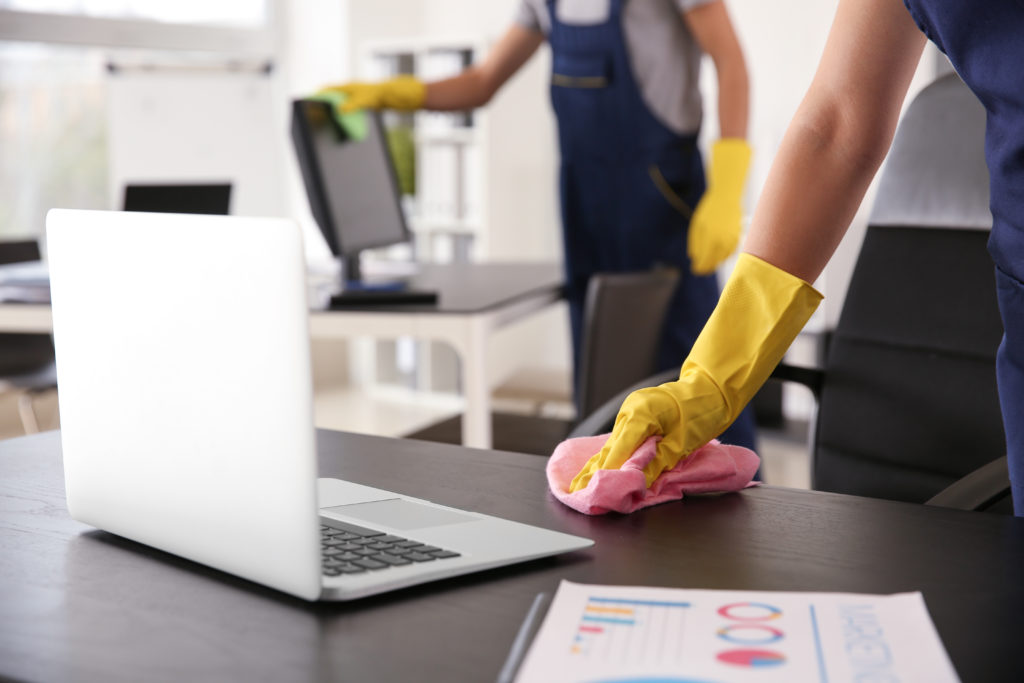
[386,125,416,196]
[308,90,368,142]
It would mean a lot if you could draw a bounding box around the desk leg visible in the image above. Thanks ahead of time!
[458,317,492,449]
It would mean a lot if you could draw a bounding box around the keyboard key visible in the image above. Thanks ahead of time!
[351,538,378,546]
[368,542,396,551]
[405,552,437,562]
[324,567,342,576]
[355,547,379,557]
[320,520,385,537]
[429,550,460,559]
[394,540,424,549]
[352,558,388,570]
[375,535,406,544]
[414,545,440,553]
[338,563,367,574]
[337,552,362,562]
[372,553,412,566]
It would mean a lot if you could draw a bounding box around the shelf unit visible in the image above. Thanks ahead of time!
[345,25,568,404]
[359,38,487,265]
[353,38,490,396]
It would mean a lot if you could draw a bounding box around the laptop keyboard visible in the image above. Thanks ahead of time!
[320,519,461,577]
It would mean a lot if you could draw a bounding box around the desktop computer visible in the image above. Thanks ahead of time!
[290,99,435,306]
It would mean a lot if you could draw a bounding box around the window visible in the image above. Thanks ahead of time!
[0,41,108,238]
[0,1,276,54]
[0,0,279,238]
[0,0,267,28]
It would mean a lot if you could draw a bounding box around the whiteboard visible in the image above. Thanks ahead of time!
[106,65,289,220]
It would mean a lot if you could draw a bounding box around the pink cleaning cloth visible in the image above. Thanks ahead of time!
[546,433,760,515]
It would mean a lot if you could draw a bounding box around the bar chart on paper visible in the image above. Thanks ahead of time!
[570,596,691,664]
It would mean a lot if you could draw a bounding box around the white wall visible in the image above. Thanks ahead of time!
[278,0,351,269]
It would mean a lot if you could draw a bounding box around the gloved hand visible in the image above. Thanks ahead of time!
[687,138,752,275]
[569,253,822,492]
[321,75,426,112]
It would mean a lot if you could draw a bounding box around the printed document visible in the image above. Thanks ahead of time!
[514,581,958,683]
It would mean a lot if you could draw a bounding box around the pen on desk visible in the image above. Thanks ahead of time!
[496,592,549,683]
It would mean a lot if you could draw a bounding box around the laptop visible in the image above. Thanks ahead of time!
[46,209,592,601]
[122,182,232,215]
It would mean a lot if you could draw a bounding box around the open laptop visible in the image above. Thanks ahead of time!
[46,209,592,601]
[122,182,232,215]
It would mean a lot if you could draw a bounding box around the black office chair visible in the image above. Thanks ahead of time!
[0,239,58,433]
[405,268,680,455]
[570,74,1013,512]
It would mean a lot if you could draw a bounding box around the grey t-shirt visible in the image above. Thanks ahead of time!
[515,0,717,135]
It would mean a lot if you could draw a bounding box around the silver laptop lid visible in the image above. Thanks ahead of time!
[47,209,322,600]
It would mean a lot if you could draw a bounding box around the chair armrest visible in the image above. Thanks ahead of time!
[567,367,678,439]
[770,363,824,399]
[925,456,1011,512]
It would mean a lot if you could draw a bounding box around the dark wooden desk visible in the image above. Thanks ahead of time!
[2,430,1022,682]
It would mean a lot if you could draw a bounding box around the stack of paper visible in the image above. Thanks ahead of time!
[0,261,50,303]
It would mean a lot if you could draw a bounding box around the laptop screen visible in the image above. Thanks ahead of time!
[122,183,232,215]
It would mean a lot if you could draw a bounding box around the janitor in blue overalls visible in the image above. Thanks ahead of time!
[330,0,759,452]
[557,0,1024,515]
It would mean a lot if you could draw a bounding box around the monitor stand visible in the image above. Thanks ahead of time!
[327,253,438,308]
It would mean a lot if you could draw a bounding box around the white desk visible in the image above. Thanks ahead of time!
[0,262,565,449]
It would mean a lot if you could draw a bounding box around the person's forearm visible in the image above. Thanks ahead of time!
[714,53,748,140]
[683,0,748,140]
[742,93,892,283]
[423,67,494,111]
[423,25,543,112]
[741,0,927,283]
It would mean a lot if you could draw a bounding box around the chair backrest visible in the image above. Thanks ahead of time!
[576,268,680,418]
[0,240,54,376]
[812,74,1006,502]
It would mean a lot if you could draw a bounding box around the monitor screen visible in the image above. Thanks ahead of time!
[122,183,232,215]
[290,100,410,259]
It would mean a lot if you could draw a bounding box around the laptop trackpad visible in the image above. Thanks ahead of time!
[324,498,478,530]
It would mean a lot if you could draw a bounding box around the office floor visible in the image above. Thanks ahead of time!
[0,386,813,489]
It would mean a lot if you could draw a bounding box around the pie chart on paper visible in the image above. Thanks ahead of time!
[716,649,787,668]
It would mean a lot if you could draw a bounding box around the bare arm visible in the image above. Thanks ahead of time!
[683,0,749,139]
[743,0,927,282]
[423,25,544,111]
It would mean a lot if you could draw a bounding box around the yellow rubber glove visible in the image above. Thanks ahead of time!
[322,75,426,113]
[688,138,752,276]
[569,253,822,492]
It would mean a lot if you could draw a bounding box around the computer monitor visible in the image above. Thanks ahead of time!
[290,99,411,283]
[122,183,232,215]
